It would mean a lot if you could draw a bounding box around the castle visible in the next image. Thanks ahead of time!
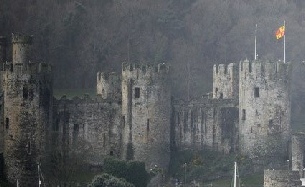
[0,35,295,186]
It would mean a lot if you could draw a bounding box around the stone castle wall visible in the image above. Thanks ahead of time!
[121,63,171,169]
[291,133,305,176]
[54,96,122,164]
[172,98,238,153]
[239,60,291,160]
[264,170,301,187]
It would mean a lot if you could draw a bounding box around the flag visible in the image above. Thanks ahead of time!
[275,26,285,39]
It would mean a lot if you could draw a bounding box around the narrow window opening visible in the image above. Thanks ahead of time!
[73,124,79,143]
[269,119,273,126]
[122,116,125,127]
[74,124,79,132]
[23,87,28,99]
[29,89,34,100]
[254,87,260,98]
[135,87,140,98]
[110,150,114,156]
[251,127,253,133]
[5,118,9,129]
[147,119,150,132]
[26,141,31,155]
[242,109,246,120]
[249,63,252,72]
[103,133,106,147]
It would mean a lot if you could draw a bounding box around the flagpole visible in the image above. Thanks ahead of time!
[284,20,286,63]
[254,24,257,60]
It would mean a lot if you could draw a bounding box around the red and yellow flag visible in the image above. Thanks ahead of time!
[275,26,285,39]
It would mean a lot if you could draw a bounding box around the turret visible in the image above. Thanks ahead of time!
[97,72,121,100]
[213,63,239,99]
[12,34,33,66]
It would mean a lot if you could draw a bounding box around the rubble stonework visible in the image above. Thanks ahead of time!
[239,60,291,160]
[213,63,239,99]
[2,34,53,185]
[264,170,301,187]
[121,63,171,169]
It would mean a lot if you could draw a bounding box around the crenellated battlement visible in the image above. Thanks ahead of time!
[213,63,239,99]
[3,62,52,74]
[12,34,33,44]
[122,62,169,78]
[97,72,120,81]
[239,60,291,81]
[213,63,238,76]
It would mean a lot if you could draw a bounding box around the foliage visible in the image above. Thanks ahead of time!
[88,173,135,187]
[103,158,149,187]
[41,132,93,186]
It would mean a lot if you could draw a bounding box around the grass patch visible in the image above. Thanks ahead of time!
[53,89,96,99]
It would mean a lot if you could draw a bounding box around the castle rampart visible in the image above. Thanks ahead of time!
[172,97,238,153]
[239,60,291,161]
[54,95,122,164]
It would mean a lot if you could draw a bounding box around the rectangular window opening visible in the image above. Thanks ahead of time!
[147,119,150,133]
[135,87,140,98]
[254,87,260,98]
[27,141,31,155]
[5,118,9,129]
[242,109,246,120]
[23,87,28,99]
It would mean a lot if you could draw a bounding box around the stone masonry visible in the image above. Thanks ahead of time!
[0,34,294,186]
[2,34,53,186]
[239,60,291,161]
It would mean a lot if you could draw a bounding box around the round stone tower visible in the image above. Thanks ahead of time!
[3,35,53,186]
[121,63,171,170]
[239,60,291,163]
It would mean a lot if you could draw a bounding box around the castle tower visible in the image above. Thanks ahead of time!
[3,35,53,186]
[239,60,291,162]
[121,63,171,169]
[213,63,239,99]
[97,72,121,100]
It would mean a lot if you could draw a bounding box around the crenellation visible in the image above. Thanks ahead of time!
[213,63,238,99]
[0,35,295,185]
